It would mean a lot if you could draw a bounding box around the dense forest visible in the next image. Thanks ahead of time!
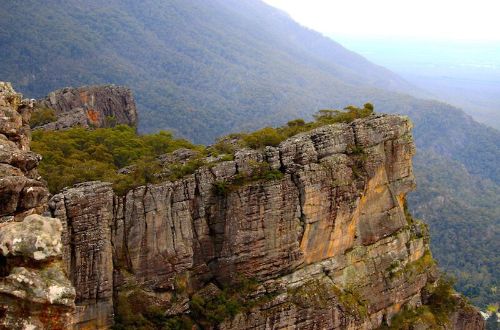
[1,0,498,308]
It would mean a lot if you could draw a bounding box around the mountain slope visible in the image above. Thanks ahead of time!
[0,0,413,142]
[0,0,498,307]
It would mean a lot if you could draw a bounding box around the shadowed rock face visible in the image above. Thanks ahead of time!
[36,85,138,130]
[0,82,75,328]
[50,113,483,329]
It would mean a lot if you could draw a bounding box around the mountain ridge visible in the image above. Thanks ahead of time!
[1,0,498,308]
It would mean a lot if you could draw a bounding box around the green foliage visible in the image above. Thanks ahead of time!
[364,102,374,111]
[31,125,199,195]
[381,277,458,329]
[331,285,369,318]
[210,138,237,157]
[113,289,194,330]
[314,105,374,124]
[190,291,241,325]
[105,115,117,127]
[426,277,459,323]
[166,157,206,181]
[3,0,499,310]
[113,291,152,329]
[29,107,57,128]
[212,160,285,197]
[349,145,365,155]
[190,277,261,327]
[237,105,374,150]
[289,281,368,318]
[32,106,369,197]
[289,280,336,309]
[213,181,230,197]
[405,251,435,278]
[286,118,306,127]
[241,127,284,149]
[409,151,500,308]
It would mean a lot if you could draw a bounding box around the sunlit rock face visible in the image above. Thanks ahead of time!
[0,82,75,329]
[50,112,476,329]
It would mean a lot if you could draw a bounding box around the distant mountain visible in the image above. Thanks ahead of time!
[1,0,498,307]
[334,37,500,130]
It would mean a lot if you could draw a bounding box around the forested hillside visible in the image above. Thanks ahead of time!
[1,0,498,307]
[0,0,412,141]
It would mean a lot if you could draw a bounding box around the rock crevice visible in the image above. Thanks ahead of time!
[49,113,483,329]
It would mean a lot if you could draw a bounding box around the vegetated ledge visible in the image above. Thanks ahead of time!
[45,111,484,329]
[31,104,375,196]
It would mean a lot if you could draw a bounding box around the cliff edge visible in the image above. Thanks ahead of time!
[49,110,484,329]
[0,81,483,329]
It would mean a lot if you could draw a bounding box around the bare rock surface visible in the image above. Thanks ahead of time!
[36,85,138,130]
[0,82,75,329]
[0,214,62,261]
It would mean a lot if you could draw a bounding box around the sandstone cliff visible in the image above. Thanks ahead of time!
[49,112,484,329]
[34,85,137,130]
[0,82,75,328]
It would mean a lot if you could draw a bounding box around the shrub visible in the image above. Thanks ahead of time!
[31,125,201,195]
[190,276,260,327]
[286,118,306,127]
[331,285,369,318]
[237,104,375,150]
[29,107,57,128]
[167,157,206,181]
[382,276,458,329]
[213,181,230,196]
[241,127,284,149]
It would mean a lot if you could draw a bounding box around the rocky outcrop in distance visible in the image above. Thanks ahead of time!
[35,85,138,130]
[0,82,75,328]
[49,112,484,329]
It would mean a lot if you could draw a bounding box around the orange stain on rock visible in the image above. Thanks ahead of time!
[87,109,100,123]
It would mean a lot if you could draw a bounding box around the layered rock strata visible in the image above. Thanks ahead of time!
[0,82,75,328]
[35,85,138,130]
[50,113,483,329]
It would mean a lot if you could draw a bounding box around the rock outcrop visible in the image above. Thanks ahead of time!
[49,113,485,329]
[0,82,75,328]
[35,85,138,130]
[50,182,115,329]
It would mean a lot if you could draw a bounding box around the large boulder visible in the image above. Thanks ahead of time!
[0,214,63,261]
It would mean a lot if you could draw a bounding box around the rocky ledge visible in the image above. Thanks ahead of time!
[49,111,484,329]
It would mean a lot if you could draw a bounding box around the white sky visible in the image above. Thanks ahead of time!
[263,0,500,41]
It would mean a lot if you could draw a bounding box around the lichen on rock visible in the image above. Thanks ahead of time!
[0,214,63,261]
[0,82,75,329]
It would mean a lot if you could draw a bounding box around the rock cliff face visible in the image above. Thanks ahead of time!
[0,82,75,328]
[49,112,484,329]
[35,85,138,130]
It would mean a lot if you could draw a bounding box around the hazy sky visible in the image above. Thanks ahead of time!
[263,0,500,41]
